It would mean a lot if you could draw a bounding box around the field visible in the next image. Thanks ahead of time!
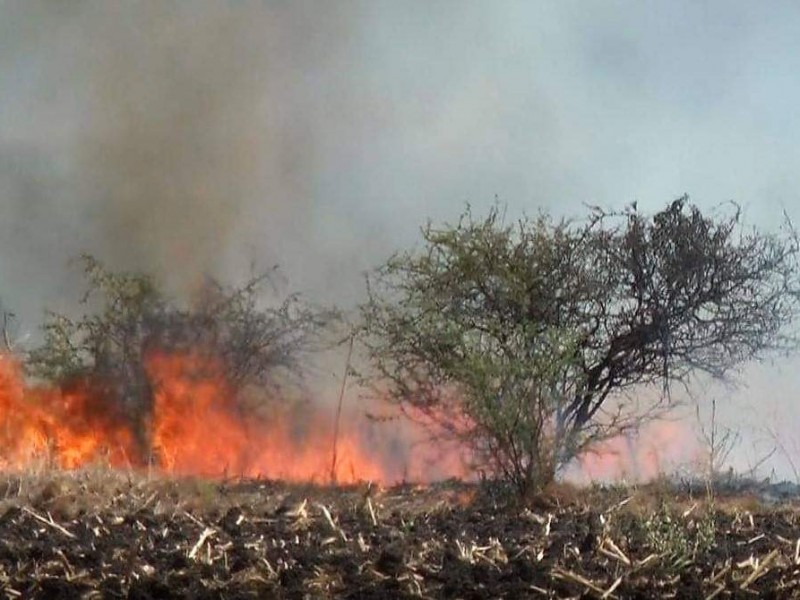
[0,470,798,599]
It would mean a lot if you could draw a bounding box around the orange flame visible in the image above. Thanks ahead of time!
[146,350,389,482]
[0,351,468,484]
[10,349,697,485]
[570,420,700,483]
[0,356,134,470]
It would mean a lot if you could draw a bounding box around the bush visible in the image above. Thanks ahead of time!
[27,255,334,462]
[361,198,800,494]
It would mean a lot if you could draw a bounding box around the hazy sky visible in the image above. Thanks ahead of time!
[3,1,800,476]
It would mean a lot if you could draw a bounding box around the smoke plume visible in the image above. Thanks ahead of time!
[0,1,364,322]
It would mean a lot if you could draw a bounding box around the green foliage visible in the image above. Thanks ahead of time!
[362,207,594,492]
[361,198,800,494]
[29,255,165,382]
[642,503,717,568]
[27,254,334,460]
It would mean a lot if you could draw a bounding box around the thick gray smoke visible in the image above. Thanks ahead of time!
[0,1,366,321]
[6,2,798,322]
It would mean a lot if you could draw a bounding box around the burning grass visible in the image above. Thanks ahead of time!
[0,469,799,598]
[0,351,469,486]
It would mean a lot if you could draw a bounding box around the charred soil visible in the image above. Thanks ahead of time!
[0,471,798,598]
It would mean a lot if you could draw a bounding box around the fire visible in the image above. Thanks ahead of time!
[0,349,700,484]
[0,351,466,483]
[570,420,701,483]
[13,348,703,485]
[146,350,389,482]
[0,349,705,485]
[0,356,134,470]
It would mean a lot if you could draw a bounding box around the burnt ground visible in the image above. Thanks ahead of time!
[0,470,799,598]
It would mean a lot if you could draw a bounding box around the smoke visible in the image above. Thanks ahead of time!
[76,3,357,291]
[3,2,800,314]
[0,1,364,320]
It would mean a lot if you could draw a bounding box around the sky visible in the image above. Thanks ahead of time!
[2,1,800,477]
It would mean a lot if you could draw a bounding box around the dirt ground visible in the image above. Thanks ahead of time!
[0,470,798,598]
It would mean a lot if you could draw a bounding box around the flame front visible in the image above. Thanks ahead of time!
[0,351,455,483]
[572,420,700,483]
[0,357,135,470]
[8,350,690,484]
[146,351,388,482]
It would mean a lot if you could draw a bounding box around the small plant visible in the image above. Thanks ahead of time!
[643,502,716,568]
[696,397,740,497]
[190,478,220,508]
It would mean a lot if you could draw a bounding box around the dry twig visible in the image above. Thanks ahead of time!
[188,527,216,560]
[21,506,75,539]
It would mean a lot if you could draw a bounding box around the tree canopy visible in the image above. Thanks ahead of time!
[27,255,333,462]
[361,197,800,492]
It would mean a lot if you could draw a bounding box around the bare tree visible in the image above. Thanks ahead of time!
[361,197,800,494]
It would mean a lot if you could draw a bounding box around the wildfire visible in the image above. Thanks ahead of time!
[0,357,134,470]
[146,350,391,482]
[0,351,469,484]
[0,351,696,485]
[572,420,701,483]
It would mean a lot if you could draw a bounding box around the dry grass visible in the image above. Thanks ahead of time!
[0,468,798,598]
